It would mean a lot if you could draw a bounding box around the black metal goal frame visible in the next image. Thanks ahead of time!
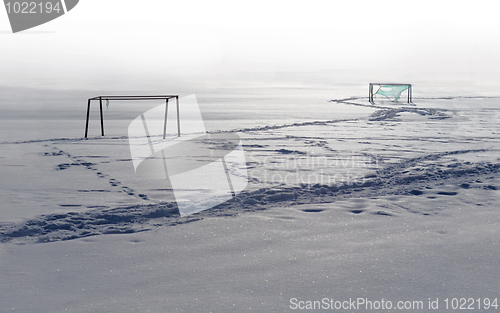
[369,83,412,104]
[84,95,180,138]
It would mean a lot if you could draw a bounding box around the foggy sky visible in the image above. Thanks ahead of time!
[1,1,499,90]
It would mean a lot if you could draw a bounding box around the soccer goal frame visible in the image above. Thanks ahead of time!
[84,95,180,138]
[369,83,412,104]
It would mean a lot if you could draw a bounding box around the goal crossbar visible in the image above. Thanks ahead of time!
[84,95,180,138]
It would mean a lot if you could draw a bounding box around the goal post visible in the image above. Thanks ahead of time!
[84,95,180,138]
[369,83,412,104]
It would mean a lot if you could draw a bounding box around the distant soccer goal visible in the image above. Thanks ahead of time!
[369,83,412,104]
[84,95,179,138]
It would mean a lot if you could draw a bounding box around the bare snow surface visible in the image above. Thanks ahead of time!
[1,96,499,312]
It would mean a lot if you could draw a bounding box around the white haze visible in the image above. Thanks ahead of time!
[0,1,499,91]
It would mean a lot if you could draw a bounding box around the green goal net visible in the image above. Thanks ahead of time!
[369,83,412,103]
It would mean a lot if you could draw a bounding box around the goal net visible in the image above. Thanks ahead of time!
[369,83,412,103]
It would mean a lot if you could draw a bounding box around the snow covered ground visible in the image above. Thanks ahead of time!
[0,90,499,312]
